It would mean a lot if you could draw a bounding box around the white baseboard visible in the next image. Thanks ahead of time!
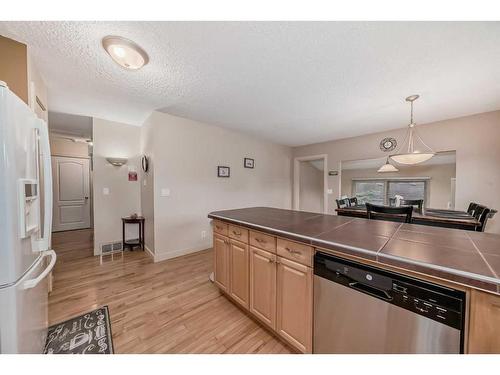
[153,244,211,263]
[144,245,155,259]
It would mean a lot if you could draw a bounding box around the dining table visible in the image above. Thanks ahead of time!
[336,205,481,231]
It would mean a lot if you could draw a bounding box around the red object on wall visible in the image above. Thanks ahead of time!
[128,171,138,181]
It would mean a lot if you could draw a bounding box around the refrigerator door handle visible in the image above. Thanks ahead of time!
[32,119,53,253]
[23,250,57,290]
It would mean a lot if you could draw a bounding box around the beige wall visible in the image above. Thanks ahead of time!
[293,110,500,234]
[49,135,91,159]
[341,163,456,209]
[142,111,292,262]
[0,35,28,104]
[93,118,141,255]
[299,161,324,213]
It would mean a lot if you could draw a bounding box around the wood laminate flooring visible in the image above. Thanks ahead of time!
[49,229,293,354]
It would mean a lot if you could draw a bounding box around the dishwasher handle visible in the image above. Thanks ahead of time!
[348,281,393,302]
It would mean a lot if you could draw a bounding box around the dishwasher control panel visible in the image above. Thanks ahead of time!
[392,281,463,330]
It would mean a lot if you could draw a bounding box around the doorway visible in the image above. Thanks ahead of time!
[51,156,91,232]
[293,155,328,213]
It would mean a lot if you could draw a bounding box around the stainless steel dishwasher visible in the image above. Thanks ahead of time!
[313,252,465,353]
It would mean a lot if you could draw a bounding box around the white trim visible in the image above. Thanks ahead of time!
[144,245,155,260]
[293,154,328,213]
[153,244,210,263]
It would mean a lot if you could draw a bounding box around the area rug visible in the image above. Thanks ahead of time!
[44,306,114,354]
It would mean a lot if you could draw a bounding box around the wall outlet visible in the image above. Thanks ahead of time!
[201,230,207,239]
[327,189,333,194]
[161,188,170,197]
[103,187,110,195]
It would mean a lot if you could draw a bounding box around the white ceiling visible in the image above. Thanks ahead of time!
[1,22,499,146]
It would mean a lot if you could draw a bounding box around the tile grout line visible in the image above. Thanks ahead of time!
[465,231,499,280]
[376,223,403,262]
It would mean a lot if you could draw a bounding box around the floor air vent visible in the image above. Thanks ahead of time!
[101,241,123,254]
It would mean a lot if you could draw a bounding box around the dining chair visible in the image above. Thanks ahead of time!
[348,197,358,206]
[401,199,424,214]
[336,198,350,209]
[366,203,413,223]
[467,202,478,215]
[473,205,491,232]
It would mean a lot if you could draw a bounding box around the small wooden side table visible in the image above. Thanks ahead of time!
[122,216,145,251]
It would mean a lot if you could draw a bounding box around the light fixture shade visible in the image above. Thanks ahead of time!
[389,95,435,165]
[106,157,128,166]
[390,152,435,165]
[377,159,399,173]
[102,36,149,70]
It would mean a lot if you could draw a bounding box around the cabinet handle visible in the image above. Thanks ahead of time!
[285,247,301,255]
[256,238,266,243]
[233,231,242,236]
[216,226,223,230]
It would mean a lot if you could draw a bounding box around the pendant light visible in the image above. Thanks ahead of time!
[377,157,399,173]
[390,95,435,165]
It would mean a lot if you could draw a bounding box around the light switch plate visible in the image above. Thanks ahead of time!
[161,188,170,197]
[103,187,110,195]
[327,189,333,194]
[143,179,147,186]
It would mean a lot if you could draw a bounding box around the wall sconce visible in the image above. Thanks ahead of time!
[106,157,128,166]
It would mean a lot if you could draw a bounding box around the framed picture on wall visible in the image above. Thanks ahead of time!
[217,166,230,177]
[244,158,254,169]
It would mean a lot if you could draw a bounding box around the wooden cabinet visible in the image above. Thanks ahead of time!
[213,220,228,236]
[468,289,500,353]
[212,224,313,353]
[229,239,249,308]
[276,256,313,353]
[228,224,249,243]
[213,234,230,292]
[277,238,313,267]
[250,230,276,253]
[249,246,277,329]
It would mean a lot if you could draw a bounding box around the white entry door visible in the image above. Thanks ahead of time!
[52,156,91,232]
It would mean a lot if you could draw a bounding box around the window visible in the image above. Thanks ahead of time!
[353,181,386,205]
[387,181,426,202]
[352,179,427,206]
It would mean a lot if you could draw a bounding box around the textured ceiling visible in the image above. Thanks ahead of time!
[0,21,499,146]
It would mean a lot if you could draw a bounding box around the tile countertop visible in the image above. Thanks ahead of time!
[208,207,500,294]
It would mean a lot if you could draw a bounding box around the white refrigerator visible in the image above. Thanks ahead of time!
[0,81,56,353]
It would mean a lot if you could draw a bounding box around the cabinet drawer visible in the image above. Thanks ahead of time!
[213,220,228,236]
[228,225,249,243]
[249,231,276,253]
[277,238,313,267]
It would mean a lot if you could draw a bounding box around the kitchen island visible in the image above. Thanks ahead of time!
[208,207,500,354]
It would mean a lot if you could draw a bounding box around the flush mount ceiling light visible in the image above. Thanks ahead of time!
[102,36,149,70]
[377,157,399,173]
[390,95,435,165]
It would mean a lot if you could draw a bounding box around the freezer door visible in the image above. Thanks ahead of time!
[0,250,56,353]
[0,85,52,286]
[313,275,461,354]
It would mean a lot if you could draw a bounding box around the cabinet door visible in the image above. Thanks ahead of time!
[468,289,500,353]
[213,234,230,292]
[276,257,313,353]
[229,239,249,308]
[249,246,276,329]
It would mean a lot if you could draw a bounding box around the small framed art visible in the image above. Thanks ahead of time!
[217,166,230,177]
[244,158,254,169]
